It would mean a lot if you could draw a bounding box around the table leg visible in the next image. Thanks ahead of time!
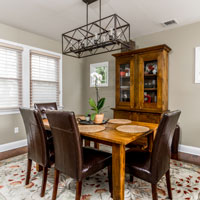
[112,144,125,200]
[147,132,154,152]
[94,142,99,149]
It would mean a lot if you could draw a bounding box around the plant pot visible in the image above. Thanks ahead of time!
[94,113,104,124]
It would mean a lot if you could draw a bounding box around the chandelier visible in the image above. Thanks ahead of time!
[62,0,131,58]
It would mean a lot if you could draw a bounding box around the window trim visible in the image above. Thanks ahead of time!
[0,38,63,115]
[30,51,61,107]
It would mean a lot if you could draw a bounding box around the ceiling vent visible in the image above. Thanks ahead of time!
[162,19,178,27]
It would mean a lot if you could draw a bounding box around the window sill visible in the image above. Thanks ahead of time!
[0,109,20,116]
[58,105,64,110]
[0,105,64,116]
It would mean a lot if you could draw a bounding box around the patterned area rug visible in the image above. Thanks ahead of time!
[0,154,200,200]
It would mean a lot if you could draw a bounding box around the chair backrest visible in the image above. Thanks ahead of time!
[20,107,49,166]
[34,102,58,119]
[46,110,83,180]
[150,110,181,181]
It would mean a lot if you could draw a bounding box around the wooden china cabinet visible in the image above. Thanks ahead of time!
[112,44,171,124]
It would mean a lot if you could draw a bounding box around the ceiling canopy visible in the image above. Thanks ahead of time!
[0,0,200,40]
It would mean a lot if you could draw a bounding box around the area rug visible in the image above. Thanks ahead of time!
[0,154,200,200]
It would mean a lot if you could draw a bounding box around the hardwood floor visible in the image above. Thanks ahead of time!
[0,146,199,166]
[0,146,27,161]
[178,152,200,166]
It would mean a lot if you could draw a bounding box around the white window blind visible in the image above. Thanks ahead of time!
[0,44,22,110]
[30,51,60,107]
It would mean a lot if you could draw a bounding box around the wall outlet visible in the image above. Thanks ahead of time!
[14,127,19,134]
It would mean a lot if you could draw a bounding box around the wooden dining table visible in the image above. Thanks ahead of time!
[43,119,158,200]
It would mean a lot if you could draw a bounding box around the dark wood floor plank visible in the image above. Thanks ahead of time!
[178,152,200,166]
[0,146,27,161]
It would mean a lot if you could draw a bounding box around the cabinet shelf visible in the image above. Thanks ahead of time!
[144,88,157,91]
[144,74,157,77]
[120,76,130,78]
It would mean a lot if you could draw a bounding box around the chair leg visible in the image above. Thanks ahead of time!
[41,167,48,197]
[25,159,32,185]
[76,181,82,200]
[94,142,99,149]
[166,170,172,199]
[52,169,60,200]
[85,140,90,147]
[108,165,113,197]
[151,183,158,200]
[130,175,134,182]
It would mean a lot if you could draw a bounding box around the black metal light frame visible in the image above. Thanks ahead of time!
[62,0,131,58]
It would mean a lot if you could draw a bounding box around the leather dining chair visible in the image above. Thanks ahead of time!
[20,107,54,197]
[34,102,58,119]
[34,102,58,140]
[125,110,181,200]
[46,110,112,200]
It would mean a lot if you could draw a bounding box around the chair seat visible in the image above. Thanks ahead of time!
[126,149,152,183]
[82,147,112,178]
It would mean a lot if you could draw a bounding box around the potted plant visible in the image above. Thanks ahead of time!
[89,97,105,123]
[89,72,106,123]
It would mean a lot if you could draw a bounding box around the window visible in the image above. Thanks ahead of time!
[90,62,109,87]
[0,43,22,110]
[0,39,62,114]
[30,51,60,107]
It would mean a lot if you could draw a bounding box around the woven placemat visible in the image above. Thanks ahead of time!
[78,125,105,133]
[116,125,150,133]
[108,119,132,124]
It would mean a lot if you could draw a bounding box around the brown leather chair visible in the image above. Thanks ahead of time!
[127,124,181,161]
[46,110,112,200]
[34,102,58,119]
[171,125,180,160]
[20,107,54,197]
[125,110,181,200]
[34,102,57,139]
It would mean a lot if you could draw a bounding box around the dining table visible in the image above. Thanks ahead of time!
[42,118,158,200]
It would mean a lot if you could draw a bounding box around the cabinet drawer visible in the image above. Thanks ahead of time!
[137,112,161,123]
[114,110,132,120]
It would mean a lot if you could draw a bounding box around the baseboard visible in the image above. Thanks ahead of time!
[179,144,200,156]
[0,139,200,157]
[0,139,27,153]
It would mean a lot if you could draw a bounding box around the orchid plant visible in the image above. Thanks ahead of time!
[89,72,106,120]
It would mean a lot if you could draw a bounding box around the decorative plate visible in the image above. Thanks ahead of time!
[78,125,105,133]
[108,119,132,124]
[116,125,150,133]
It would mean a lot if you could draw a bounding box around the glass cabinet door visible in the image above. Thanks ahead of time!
[119,63,130,103]
[144,60,158,105]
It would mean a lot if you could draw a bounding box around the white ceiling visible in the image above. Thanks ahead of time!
[0,0,200,41]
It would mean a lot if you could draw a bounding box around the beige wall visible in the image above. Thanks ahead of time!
[83,22,200,148]
[1,20,200,149]
[134,21,200,148]
[82,52,117,119]
[0,23,83,145]
[62,56,84,114]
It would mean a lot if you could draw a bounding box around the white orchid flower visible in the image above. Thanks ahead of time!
[98,74,103,81]
[97,80,101,85]
[91,72,102,86]
[91,72,99,78]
